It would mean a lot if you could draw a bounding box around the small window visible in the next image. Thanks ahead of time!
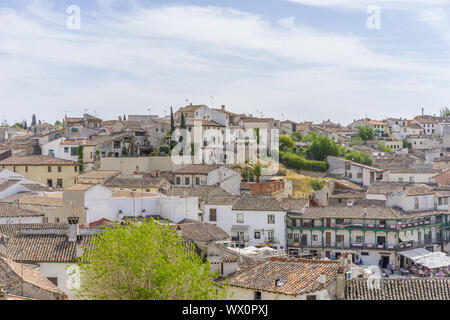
[195,177,200,185]
[185,177,190,185]
[47,179,53,187]
[48,166,52,173]
[47,277,58,286]
[58,166,62,173]
[176,177,181,185]
[254,291,261,300]
[25,166,28,173]
[307,295,317,300]
[268,214,275,224]
[237,213,244,223]
[64,147,69,153]
[209,209,217,222]
[57,179,63,188]
[254,231,261,239]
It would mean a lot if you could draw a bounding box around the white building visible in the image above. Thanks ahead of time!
[327,156,384,187]
[205,195,287,250]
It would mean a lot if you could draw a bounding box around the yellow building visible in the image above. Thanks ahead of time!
[0,155,79,189]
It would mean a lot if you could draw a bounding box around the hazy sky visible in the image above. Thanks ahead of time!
[1,0,450,126]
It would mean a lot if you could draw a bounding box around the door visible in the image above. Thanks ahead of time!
[325,232,331,246]
[301,234,308,247]
[381,256,389,269]
[294,233,299,246]
[325,219,331,228]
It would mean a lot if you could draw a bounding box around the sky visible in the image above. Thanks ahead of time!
[1,0,450,126]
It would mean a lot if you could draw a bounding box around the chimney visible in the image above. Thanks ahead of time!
[0,288,6,300]
[75,235,83,258]
[68,216,79,242]
[221,105,225,111]
[275,278,280,287]
[319,273,327,287]
[335,272,345,300]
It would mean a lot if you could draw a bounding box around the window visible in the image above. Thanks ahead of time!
[58,166,62,173]
[307,295,317,300]
[267,214,275,224]
[47,179,53,187]
[48,166,52,173]
[25,166,28,173]
[414,197,419,210]
[209,209,217,222]
[185,177,190,185]
[254,231,261,239]
[71,147,78,156]
[113,141,121,149]
[336,234,344,243]
[71,127,78,132]
[356,236,364,243]
[357,172,362,179]
[57,179,63,188]
[254,291,261,300]
[64,147,69,153]
[47,277,58,286]
[176,177,181,185]
[55,218,59,223]
[74,166,78,172]
[237,213,244,223]
[348,172,352,178]
[312,235,318,241]
[195,177,200,185]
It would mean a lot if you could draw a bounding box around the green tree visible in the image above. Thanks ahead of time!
[77,146,84,173]
[290,131,302,142]
[180,113,186,129]
[356,125,374,141]
[301,132,317,142]
[170,106,175,134]
[344,151,373,166]
[440,106,450,117]
[75,220,229,300]
[306,136,341,161]
[349,136,364,146]
[279,136,295,152]
[31,114,37,126]
[377,141,393,153]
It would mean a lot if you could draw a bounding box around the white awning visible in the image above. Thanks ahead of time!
[415,252,450,269]
[398,248,434,261]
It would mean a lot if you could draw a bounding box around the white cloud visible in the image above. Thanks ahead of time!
[287,0,449,10]
[0,2,449,124]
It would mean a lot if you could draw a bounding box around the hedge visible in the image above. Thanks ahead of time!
[279,151,328,172]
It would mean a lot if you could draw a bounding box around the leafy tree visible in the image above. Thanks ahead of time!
[440,106,450,117]
[290,131,302,142]
[306,136,341,161]
[55,120,62,126]
[77,146,84,172]
[75,220,228,300]
[311,179,326,191]
[279,136,295,152]
[349,136,364,146]
[170,106,175,134]
[180,113,186,129]
[377,141,393,153]
[344,151,373,166]
[356,125,374,141]
[159,145,170,155]
[301,132,317,142]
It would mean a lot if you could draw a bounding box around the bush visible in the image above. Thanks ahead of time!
[280,151,328,172]
[311,179,326,191]
[344,151,373,166]
[159,145,170,155]
[279,136,295,152]
[290,131,302,142]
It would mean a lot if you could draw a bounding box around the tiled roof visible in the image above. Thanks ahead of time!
[173,222,229,242]
[112,191,159,198]
[232,196,286,212]
[301,205,402,219]
[346,278,450,300]
[0,156,77,166]
[0,203,44,217]
[0,180,19,192]
[175,164,221,174]
[169,186,230,202]
[177,104,207,113]
[402,184,435,196]
[0,257,66,297]
[64,183,96,191]
[206,195,241,205]
[220,256,240,263]
[0,223,68,238]
[19,197,63,207]
[77,170,120,180]
[21,183,53,192]
[104,176,169,189]
[279,198,308,211]
[227,257,340,296]
[7,234,95,263]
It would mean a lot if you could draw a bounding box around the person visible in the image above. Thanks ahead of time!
[378,260,382,269]
[400,267,404,276]
[359,258,363,265]
[389,264,394,275]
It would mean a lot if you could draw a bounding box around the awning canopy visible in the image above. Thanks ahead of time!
[231,225,249,232]
[398,248,434,261]
[415,252,450,269]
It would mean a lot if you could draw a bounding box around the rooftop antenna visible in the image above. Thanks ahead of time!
[421,107,424,116]
[210,96,214,108]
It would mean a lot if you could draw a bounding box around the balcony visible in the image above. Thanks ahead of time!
[231,236,249,242]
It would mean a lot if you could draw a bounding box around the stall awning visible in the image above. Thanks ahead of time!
[231,225,249,232]
[415,252,450,269]
[398,248,434,262]
[399,234,415,242]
